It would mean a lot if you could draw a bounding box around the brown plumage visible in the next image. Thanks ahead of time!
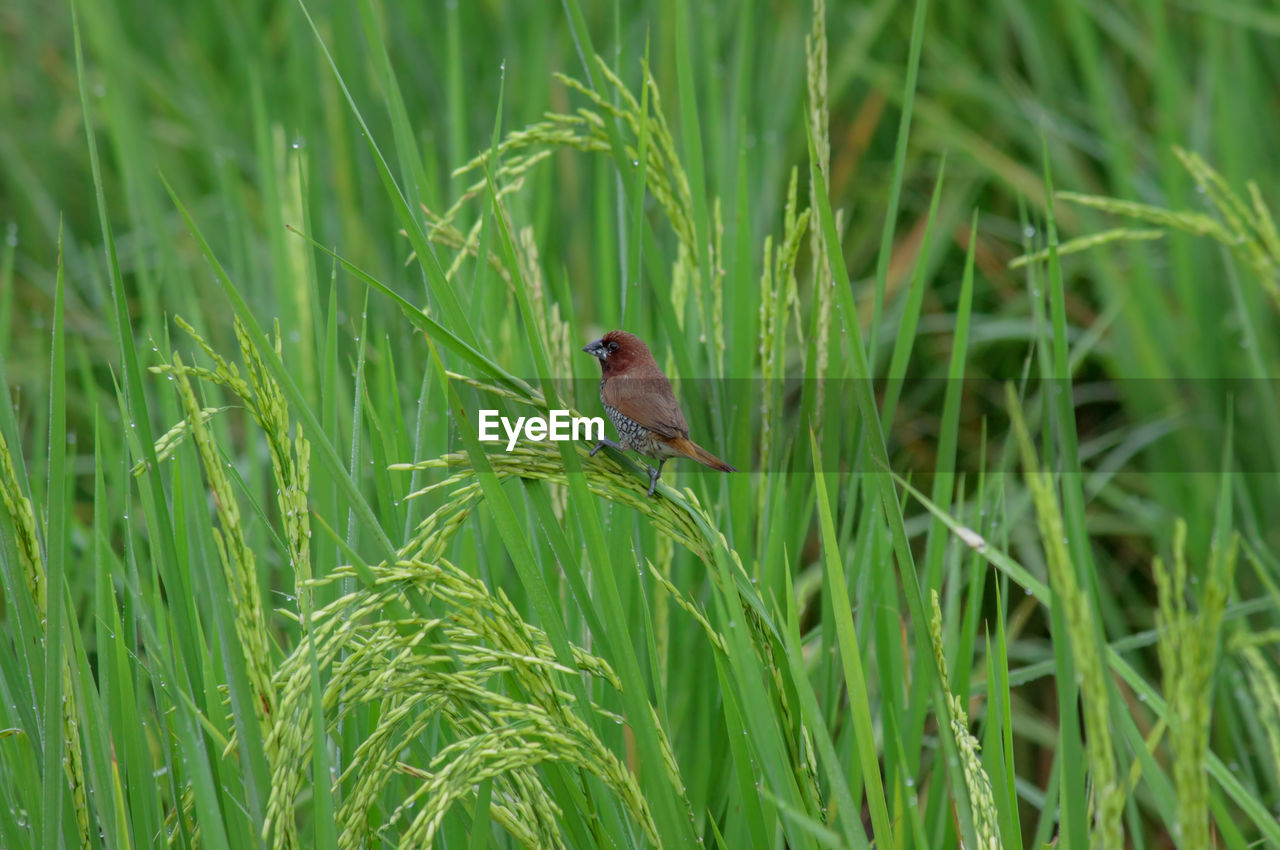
[582,330,735,496]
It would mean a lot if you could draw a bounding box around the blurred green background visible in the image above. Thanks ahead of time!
[2,0,1279,847]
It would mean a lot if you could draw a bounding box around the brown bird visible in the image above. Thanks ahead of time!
[583,330,735,496]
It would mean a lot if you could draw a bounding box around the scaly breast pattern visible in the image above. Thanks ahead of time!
[602,402,648,449]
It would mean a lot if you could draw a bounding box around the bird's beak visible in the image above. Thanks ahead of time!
[583,339,607,360]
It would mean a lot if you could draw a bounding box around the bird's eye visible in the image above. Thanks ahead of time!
[607,341,619,353]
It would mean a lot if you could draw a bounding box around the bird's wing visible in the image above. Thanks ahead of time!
[602,374,689,439]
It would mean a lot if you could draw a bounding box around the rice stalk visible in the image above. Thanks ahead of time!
[1153,520,1238,848]
[928,591,1001,850]
[1007,385,1124,849]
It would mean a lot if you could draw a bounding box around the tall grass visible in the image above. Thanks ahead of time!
[2,0,1279,847]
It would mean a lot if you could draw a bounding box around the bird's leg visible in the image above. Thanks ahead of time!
[646,459,666,497]
[589,438,623,457]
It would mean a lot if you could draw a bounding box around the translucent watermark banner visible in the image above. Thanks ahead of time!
[446,378,1280,474]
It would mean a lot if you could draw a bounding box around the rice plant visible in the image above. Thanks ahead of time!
[2,0,1278,847]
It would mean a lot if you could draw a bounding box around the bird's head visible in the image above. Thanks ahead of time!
[583,330,650,376]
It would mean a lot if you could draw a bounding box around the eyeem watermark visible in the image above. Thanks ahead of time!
[478,409,605,451]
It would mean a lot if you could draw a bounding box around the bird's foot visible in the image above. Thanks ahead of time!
[589,438,623,457]
[646,466,660,497]
[646,459,667,497]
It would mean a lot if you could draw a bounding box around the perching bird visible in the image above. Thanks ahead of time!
[582,330,735,496]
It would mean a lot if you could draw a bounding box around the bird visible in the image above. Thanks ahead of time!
[582,330,735,496]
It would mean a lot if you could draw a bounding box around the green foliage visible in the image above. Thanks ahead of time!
[2,0,1280,848]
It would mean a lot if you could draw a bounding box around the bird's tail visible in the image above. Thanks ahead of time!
[669,437,736,472]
